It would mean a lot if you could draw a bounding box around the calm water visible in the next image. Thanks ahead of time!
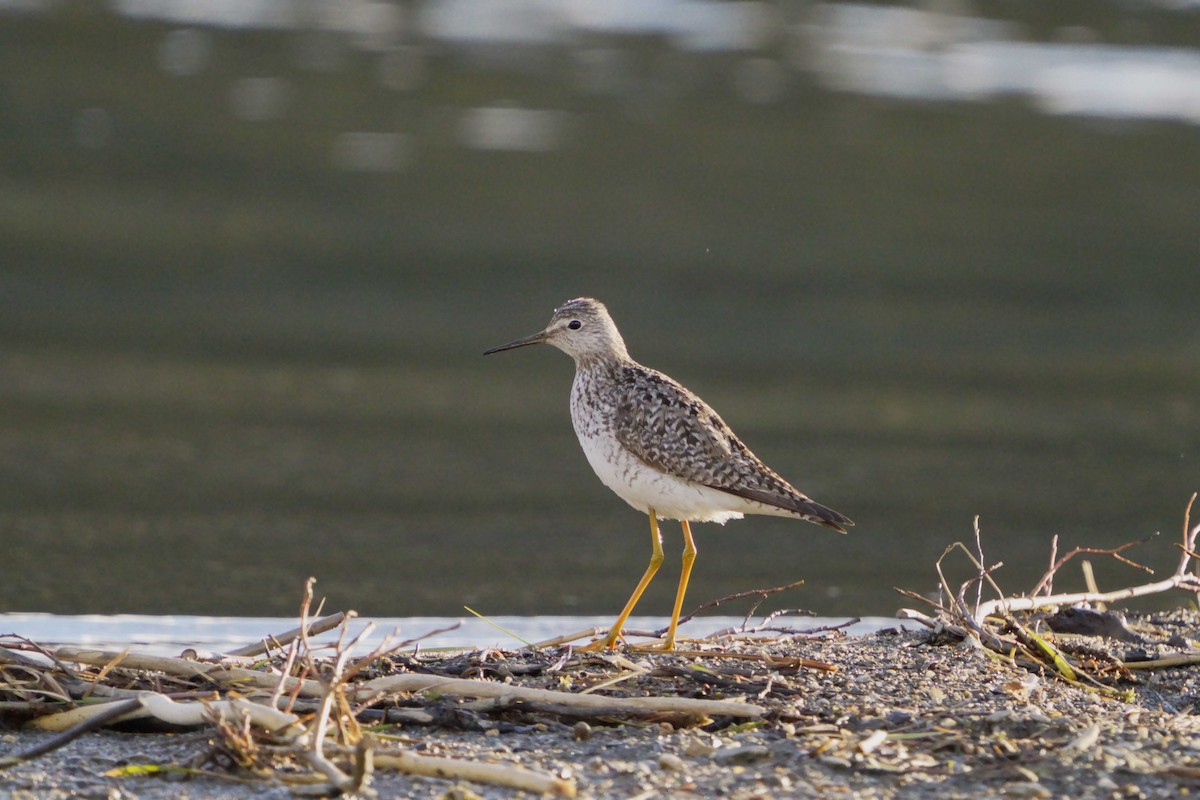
[0,3,1196,621]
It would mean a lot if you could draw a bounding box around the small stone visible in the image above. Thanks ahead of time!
[658,753,686,772]
[1013,766,1039,783]
[769,772,793,790]
[683,736,719,758]
[1003,782,1051,798]
[857,730,887,755]
[713,745,770,766]
[1065,724,1100,751]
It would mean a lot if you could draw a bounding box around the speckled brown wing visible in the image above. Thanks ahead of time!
[611,365,852,532]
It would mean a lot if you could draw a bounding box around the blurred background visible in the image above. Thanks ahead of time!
[0,0,1196,619]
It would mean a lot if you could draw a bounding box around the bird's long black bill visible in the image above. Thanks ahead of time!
[483,331,549,355]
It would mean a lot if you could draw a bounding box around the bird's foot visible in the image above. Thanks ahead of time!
[576,635,621,652]
[629,638,676,652]
[576,635,677,652]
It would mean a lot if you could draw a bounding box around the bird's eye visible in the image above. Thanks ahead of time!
[567,320,582,330]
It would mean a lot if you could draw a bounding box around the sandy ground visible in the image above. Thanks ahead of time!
[4,612,1200,799]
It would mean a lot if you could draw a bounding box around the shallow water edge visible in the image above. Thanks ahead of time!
[0,613,899,656]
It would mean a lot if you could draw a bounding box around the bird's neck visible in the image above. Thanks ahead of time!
[572,347,633,374]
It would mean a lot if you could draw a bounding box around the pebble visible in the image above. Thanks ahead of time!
[8,615,1200,799]
[657,753,686,772]
[857,730,888,755]
[1065,723,1100,751]
[713,745,770,766]
[1003,781,1052,798]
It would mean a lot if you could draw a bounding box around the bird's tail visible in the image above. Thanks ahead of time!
[803,499,853,534]
[713,481,853,533]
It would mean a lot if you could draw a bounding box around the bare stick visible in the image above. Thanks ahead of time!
[896,608,969,638]
[705,609,829,638]
[793,617,862,636]
[353,674,764,718]
[975,497,1200,620]
[1122,653,1200,670]
[270,635,304,712]
[532,627,607,649]
[369,749,576,797]
[972,517,987,618]
[1043,534,1059,597]
[674,580,807,630]
[228,612,348,658]
[27,693,301,734]
[1181,493,1199,602]
[893,587,951,615]
[906,499,1200,636]
[49,647,328,698]
[932,539,1007,650]
[0,698,142,768]
[977,574,1200,620]
[1081,560,1102,610]
[974,494,1200,618]
[1028,540,1154,599]
[660,649,838,672]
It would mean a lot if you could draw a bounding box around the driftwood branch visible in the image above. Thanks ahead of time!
[50,647,327,698]
[369,748,576,797]
[28,693,302,734]
[354,673,764,719]
[0,698,143,768]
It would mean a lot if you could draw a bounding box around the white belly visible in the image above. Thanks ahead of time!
[575,427,766,524]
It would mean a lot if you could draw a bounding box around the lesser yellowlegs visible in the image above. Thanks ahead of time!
[484,297,852,650]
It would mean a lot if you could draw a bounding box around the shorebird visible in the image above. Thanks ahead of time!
[484,298,852,650]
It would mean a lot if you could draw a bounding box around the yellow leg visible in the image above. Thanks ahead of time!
[661,520,698,650]
[581,510,664,651]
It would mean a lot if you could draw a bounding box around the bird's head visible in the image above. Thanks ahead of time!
[484,297,629,363]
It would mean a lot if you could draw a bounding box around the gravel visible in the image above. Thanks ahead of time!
[5,611,1200,799]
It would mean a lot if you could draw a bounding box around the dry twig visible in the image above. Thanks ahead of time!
[897,494,1200,692]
